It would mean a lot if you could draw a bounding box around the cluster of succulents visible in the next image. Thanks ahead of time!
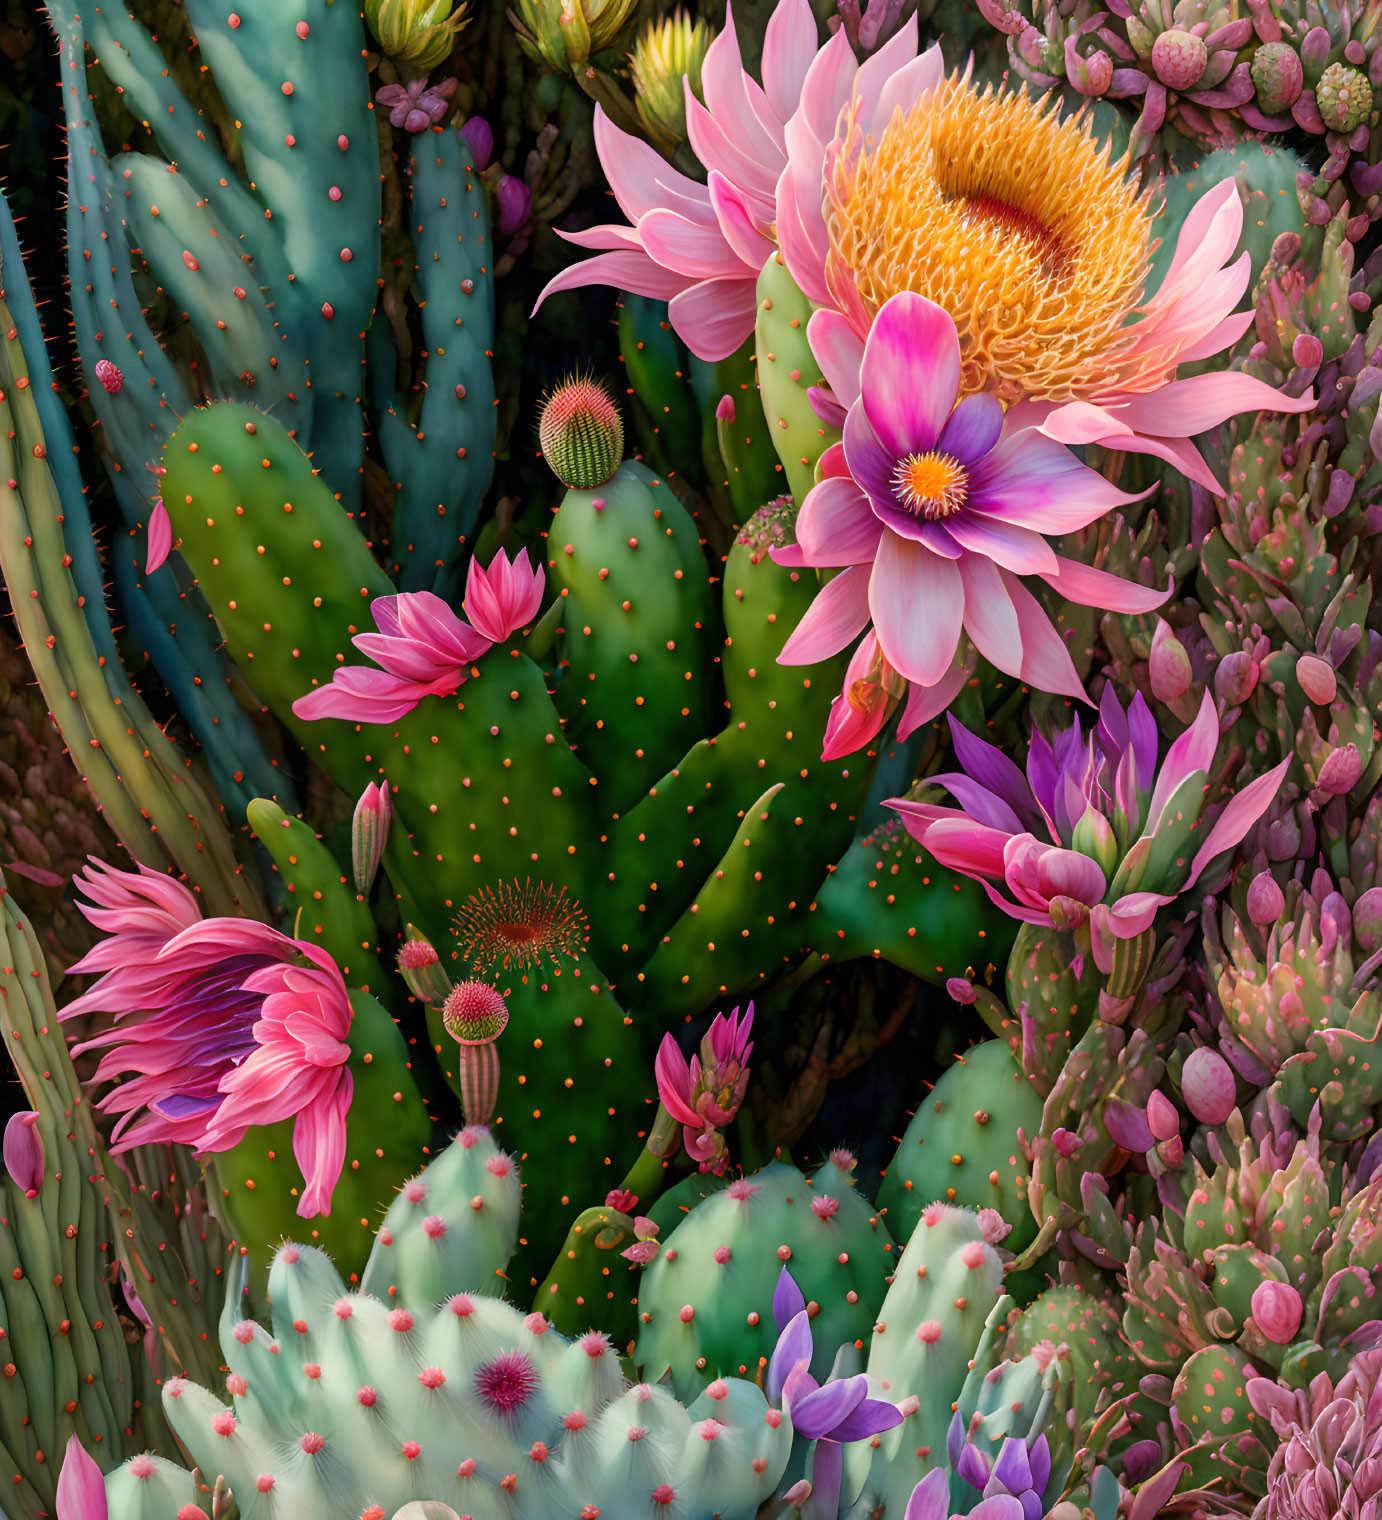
[6,0,1382,1515]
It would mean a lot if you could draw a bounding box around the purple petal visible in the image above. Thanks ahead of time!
[949,719,1038,829]
[843,400,903,512]
[860,292,961,458]
[970,1500,1026,1520]
[809,1435,844,1517]
[1028,1434,1051,1495]
[944,515,1058,576]
[869,534,963,687]
[773,1267,807,1332]
[947,1410,966,1468]
[3,1112,43,1196]
[1104,1098,1155,1153]
[991,1437,1034,1494]
[788,1372,868,1439]
[957,1442,992,1489]
[767,1308,813,1404]
[906,1470,950,1520]
[829,1397,905,1441]
[938,393,1004,464]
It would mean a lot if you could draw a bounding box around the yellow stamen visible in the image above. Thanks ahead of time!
[827,77,1157,404]
[893,451,968,518]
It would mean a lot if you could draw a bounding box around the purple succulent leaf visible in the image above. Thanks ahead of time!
[787,1372,869,1440]
[905,1469,950,1520]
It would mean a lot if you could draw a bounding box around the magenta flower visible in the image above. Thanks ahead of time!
[773,294,1162,740]
[653,1003,753,1173]
[906,1469,1023,1520]
[57,1436,106,1520]
[376,76,457,134]
[891,688,1290,950]
[62,860,355,1217]
[3,1112,43,1198]
[292,549,543,725]
[535,0,943,361]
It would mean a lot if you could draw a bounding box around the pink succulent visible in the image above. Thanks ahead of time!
[654,1004,754,1173]
[292,549,543,725]
[773,293,1162,746]
[61,860,354,1217]
[535,0,942,362]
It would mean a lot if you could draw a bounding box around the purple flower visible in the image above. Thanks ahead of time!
[376,75,457,134]
[768,1268,903,1515]
[906,1468,1024,1520]
[459,115,494,170]
[890,686,1289,949]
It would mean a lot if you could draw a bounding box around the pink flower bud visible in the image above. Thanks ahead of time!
[1250,1280,1303,1343]
[3,1112,43,1198]
[1318,743,1363,796]
[1182,1047,1236,1125]
[496,175,532,238]
[1149,619,1192,703]
[632,1216,659,1241]
[1146,1090,1180,1143]
[1246,871,1285,927]
[93,358,123,394]
[396,927,453,1006]
[946,977,977,1005]
[1214,651,1259,707]
[1052,1128,1083,1159]
[1296,654,1337,705]
[977,1209,1011,1244]
[459,116,494,171]
[605,1189,638,1214]
[1152,28,1208,90]
[715,395,736,423]
[352,780,391,895]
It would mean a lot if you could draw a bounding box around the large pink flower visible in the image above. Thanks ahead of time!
[534,0,942,362]
[292,548,543,725]
[774,292,1162,751]
[62,860,354,1217]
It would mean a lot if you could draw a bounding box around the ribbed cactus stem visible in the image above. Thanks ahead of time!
[442,982,509,1126]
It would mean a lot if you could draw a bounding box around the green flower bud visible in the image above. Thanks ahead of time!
[365,0,467,71]
[1315,62,1373,134]
[630,10,714,147]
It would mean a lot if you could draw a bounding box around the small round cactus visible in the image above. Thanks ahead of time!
[441,981,510,1044]
[537,375,625,490]
[1250,42,1304,114]
[1151,29,1208,92]
[1315,63,1373,134]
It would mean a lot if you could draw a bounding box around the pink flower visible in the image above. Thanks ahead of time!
[535,0,942,362]
[773,293,1161,739]
[292,550,543,725]
[654,1004,754,1173]
[62,860,354,1217]
[3,1112,44,1198]
[57,1436,107,1520]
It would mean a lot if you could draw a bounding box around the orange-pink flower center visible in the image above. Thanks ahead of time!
[893,451,967,519]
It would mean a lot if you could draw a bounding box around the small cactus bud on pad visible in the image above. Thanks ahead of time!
[538,375,624,489]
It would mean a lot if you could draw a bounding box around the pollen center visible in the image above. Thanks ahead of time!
[826,77,1156,404]
[893,452,967,519]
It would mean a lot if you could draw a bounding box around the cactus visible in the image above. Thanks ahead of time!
[632,1155,896,1399]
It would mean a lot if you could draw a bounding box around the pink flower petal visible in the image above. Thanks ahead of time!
[778,564,872,664]
[707,172,775,271]
[146,502,173,574]
[292,1075,353,1218]
[761,0,820,121]
[654,1034,701,1126]
[639,207,750,280]
[1185,758,1293,888]
[1103,370,1316,440]
[796,476,884,566]
[57,1437,107,1520]
[3,1112,43,1196]
[593,105,715,225]
[535,249,694,311]
[869,533,963,686]
[1000,570,1089,703]
[861,293,961,458]
[957,555,1022,678]
[1040,555,1171,615]
[897,656,969,739]
[808,309,865,411]
[944,516,1058,576]
[668,277,761,362]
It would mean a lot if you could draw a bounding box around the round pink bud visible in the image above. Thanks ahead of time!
[1146,1090,1180,1143]
[397,939,438,969]
[300,1433,325,1455]
[1148,618,1193,703]
[1214,650,1259,707]
[1246,871,1286,928]
[1182,1047,1236,1125]
[1296,654,1337,705]
[1318,744,1363,796]
[94,358,123,394]
[256,1475,275,1493]
[946,977,976,1005]
[1251,1280,1303,1343]
[1151,28,1208,90]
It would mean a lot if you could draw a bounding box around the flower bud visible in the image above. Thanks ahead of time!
[1246,871,1285,927]
[605,1188,638,1213]
[1250,1280,1303,1344]
[1250,42,1303,114]
[352,780,392,896]
[3,1112,43,1198]
[93,358,123,394]
[1071,807,1119,877]
[1296,654,1337,705]
[1317,742,1364,796]
[496,176,532,238]
[946,977,977,1005]
[538,374,624,489]
[1316,62,1373,133]
[630,9,714,146]
[1214,650,1259,707]
[458,116,494,171]
[364,0,467,69]
[1182,1047,1236,1125]
[397,927,454,1005]
[1146,1090,1180,1143]
[1148,619,1192,703]
[443,982,509,1126]
[1355,887,1382,955]
[1151,28,1208,91]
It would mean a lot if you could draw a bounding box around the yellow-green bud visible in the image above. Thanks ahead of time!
[365,0,467,71]
[512,0,637,73]
[630,10,714,147]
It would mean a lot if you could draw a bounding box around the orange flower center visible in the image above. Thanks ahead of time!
[893,451,967,518]
[826,76,1157,404]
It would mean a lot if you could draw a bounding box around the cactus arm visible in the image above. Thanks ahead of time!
[0,275,252,913]
[383,128,498,589]
[755,252,839,502]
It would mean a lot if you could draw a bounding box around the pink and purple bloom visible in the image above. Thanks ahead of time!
[653,1003,754,1174]
[905,1468,1024,1520]
[891,687,1289,953]
[62,860,355,1217]
[292,548,543,726]
[768,1267,905,1517]
[773,293,1163,750]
